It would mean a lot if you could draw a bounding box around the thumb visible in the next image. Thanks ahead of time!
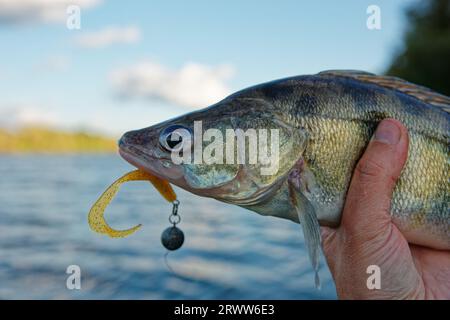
[341,119,409,235]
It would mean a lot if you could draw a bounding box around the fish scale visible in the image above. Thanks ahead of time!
[279,72,450,249]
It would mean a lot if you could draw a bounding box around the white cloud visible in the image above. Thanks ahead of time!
[75,25,141,48]
[0,0,101,24]
[0,105,58,129]
[109,61,235,108]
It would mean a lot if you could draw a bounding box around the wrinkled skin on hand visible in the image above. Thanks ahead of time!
[321,119,450,299]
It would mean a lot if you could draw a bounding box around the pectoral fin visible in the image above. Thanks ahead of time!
[288,171,323,289]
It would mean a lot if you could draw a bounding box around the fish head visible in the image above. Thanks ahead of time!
[119,95,307,205]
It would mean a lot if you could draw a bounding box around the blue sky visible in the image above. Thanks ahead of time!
[0,0,417,136]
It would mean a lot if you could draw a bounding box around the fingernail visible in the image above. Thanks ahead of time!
[374,120,401,145]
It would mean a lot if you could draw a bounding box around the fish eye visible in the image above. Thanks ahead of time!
[159,125,192,152]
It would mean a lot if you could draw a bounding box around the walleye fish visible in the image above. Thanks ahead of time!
[118,70,450,285]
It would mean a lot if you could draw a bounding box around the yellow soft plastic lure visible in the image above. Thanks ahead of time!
[88,170,177,238]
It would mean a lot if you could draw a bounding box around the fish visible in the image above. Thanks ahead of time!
[118,70,450,285]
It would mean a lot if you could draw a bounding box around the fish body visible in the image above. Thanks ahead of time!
[119,71,450,256]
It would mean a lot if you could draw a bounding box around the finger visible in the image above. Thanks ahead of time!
[321,226,336,251]
[320,226,338,269]
[341,119,409,235]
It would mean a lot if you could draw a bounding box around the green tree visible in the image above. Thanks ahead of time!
[386,0,450,95]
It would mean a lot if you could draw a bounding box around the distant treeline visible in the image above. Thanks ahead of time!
[386,0,450,96]
[0,127,117,153]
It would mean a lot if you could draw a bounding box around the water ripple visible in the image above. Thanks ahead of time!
[0,155,336,299]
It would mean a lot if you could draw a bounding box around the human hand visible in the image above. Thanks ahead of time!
[321,119,450,299]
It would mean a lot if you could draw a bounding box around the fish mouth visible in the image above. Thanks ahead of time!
[118,143,186,183]
[119,145,218,199]
[119,147,162,179]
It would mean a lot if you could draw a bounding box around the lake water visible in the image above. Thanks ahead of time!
[0,155,337,299]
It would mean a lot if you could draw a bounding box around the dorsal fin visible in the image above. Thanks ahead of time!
[318,70,450,113]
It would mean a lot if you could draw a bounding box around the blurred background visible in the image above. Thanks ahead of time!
[0,0,448,299]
